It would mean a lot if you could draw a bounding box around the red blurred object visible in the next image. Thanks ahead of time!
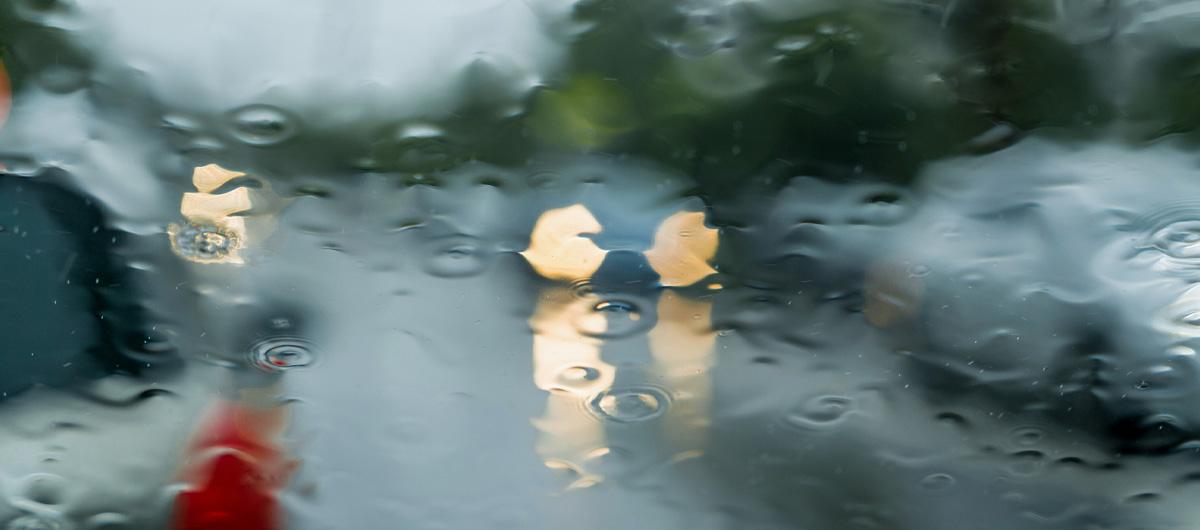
[171,398,296,530]
[0,58,9,130]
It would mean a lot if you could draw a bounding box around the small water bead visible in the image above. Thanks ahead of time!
[84,513,129,530]
[250,337,316,373]
[593,300,639,317]
[803,395,853,422]
[584,298,653,339]
[907,264,931,277]
[1124,492,1162,503]
[784,395,854,430]
[421,236,492,278]
[856,191,910,225]
[588,387,670,423]
[553,366,605,394]
[227,104,298,146]
[775,35,815,54]
[569,280,595,299]
[1009,426,1045,447]
[918,473,956,493]
[1128,358,1196,398]
[560,366,600,383]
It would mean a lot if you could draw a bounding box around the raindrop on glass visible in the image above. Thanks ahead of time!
[227,104,298,146]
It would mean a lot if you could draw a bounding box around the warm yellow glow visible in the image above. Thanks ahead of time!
[192,164,247,193]
[170,164,257,265]
[650,290,716,451]
[180,188,253,222]
[520,204,608,281]
[523,205,719,490]
[530,287,613,483]
[863,261,924,327]
[530,287,615,397]
[643,211,719,287]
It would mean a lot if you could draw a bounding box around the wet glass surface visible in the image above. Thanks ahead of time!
[5,1,1200,529]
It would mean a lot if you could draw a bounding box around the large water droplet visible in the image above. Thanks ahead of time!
[21,474,66,505]
[169,223,239,263]
[589,387,670,423]
[228,104,298,146]
[784,395,854,430]
[390,123,460,172]
[250,337,316,372]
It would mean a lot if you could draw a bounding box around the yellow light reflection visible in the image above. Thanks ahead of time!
[644,211,719,287]
[169,164,256,265]
[520,204,608,281]
[863,261,924,328]
[524,204,718,488]
[530,286,613,489]
[650,290,716,452]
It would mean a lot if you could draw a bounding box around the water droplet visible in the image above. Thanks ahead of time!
[389,124,460,172]
[784,395,854,430]
[84,513,129,530]
[21,473,66,505]
[593,299,638,315]
[588,387,670,423]
[775,35,815,53]
[1010,426,1044,447]
[420,235,492,278]
[560,366,600,383]
[1007,450,1046,477]
[6,514,65,530]
[907,264,931,277]
[1125,492,1161,503]
[250,337,316,372]
[569,279,595,299]
[228,104,298,146]
[652,0,741,58]
[1150,219,1200,259]
[584,298,652,339]
[1183,312,1200,326]
[169,223,240,263]
[919,473,956,492]
[1127,359,1195,398]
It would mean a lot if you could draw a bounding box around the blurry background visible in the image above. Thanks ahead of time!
[4,1,1200,529]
